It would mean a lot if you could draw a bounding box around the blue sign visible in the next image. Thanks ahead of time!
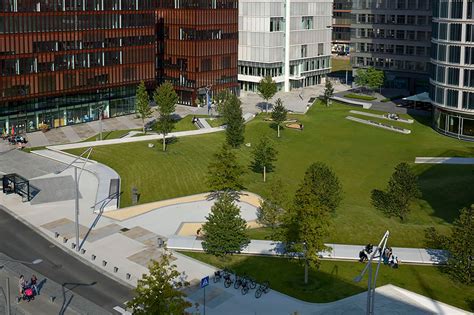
[200,276,210,288]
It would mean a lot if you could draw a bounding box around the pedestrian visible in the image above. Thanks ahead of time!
[30,275,38,295]
[19,275,26,296]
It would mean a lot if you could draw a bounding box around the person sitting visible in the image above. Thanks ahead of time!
[390,255,399,269]
[359,249,368,262]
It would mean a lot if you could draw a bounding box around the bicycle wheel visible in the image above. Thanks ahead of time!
[249,280,257,289]
[241,286,249,295]
[255,289,262,299]
[224,279,232,288]
[213,275,219,283]
[234,280,241,289]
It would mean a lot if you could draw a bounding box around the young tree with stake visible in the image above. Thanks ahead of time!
[251,137,278,182]
[257,75,277,113]
[135,81,153,134]
[271,98,287,138]
[154,81,178,151]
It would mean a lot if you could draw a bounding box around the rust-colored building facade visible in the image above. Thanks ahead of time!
[156,0,239,106]
[0,0,238,133]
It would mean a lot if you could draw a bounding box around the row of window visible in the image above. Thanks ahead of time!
[431,85,474,110]
[0,13,155,34]
[352,0,431,10]
[353,28,430,42]
[431,43,462,64]
[355,43,430,57]
[352,56,428,72]
[433,0,474,20]
[431,65,474,88]
[354,14,430,26]
[432,23,474,43]
[178,28,237,41]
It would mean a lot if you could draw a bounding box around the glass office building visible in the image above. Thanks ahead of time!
[430,0,474,140]
[0,0,238,133]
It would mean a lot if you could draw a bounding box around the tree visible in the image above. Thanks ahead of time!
[135,81,153,134]
[366,67,384,93]
[127,251,192,315]
[293,162,343,213]
[271,98,287,138]
[202,192,250,257]
[322,79,334,107]
[257,75,277,113]
[354,68,369,91]
[425,205,473,285]
[282,163,336,284]
[213,89,232,116]
[256,179,288,234]
[207,143,243,193]
[251,137,278,182]
[371,162,421,221]
[154,81,178,151]
[222,94,245,148]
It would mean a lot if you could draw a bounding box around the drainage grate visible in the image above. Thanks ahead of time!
[120,227,130,233]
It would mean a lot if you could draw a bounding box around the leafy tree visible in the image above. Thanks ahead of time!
[127,251,192,315]
[207,143,243,193]
[135,81,153,134]
[251,137,278,182]
[366,67,384,92]
[154,81,178,151]
[271,98,287,138]
[213,89,232,116]
[425,205,473,285]
[257,75,277,113]
[202,192,250,257]
[256,179,288,233]
[355,68,369,91]
[222,94,245,148]
[371,162,421,221]
[322,79,334,107]
[293,162,343,213]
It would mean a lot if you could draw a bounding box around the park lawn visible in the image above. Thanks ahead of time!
[181,252,474,312]
[206,117,225,128]
[331,57,351,72]
[173,116,199,132]
[66,102,474,247]
[83,129,137,142]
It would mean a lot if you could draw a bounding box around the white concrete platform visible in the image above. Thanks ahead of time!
[415,157,474,165]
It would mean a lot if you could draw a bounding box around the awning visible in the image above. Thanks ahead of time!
[403,92,431,103]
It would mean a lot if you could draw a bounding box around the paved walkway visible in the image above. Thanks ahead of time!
[167,236,448,265]
[415,157,474,164]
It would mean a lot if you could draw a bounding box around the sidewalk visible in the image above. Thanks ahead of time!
[167,236,448,265]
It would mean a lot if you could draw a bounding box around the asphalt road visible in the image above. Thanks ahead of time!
[0,206,134,313]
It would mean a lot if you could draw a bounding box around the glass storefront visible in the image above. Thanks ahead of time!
[0,87,136,135]
[433,107,474,141]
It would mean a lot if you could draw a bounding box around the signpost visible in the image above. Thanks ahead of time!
[200,276,209,315]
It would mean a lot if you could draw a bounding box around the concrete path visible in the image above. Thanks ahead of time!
[415,157,474,165]
[167,236,448,265]
[349,110,414,123]
[346,116,412,134]
[197,117,212,129]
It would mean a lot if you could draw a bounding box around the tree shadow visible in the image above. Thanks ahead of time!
[416,152,474,224]
[59,281,97,315]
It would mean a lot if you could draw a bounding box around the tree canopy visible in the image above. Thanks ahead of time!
[271,98,288,138]
[322,80,334,107]
[202,192,250,257]
[206,143,243,193]
[222,94,245,148]
[257,75,278,112]
[135,81,153,134]
[127,251,192,315]
[257,179,288,233]
[154,81,178,151]
[251,137,278,182]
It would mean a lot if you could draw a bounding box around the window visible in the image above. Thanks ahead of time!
[302,16,313,30]
[467,25,474,42]
[301,45,307,58]
[270,17,284,32]
[439,23,448,40]
[464,69,474,87]
[469,0,474,19]
[447,68,459,85]
[448,46,461,64]
[449,24,462,42]
[466,47,474,64]
[318,43,324,56]
[450,0,463,18]
[446,90,459,107]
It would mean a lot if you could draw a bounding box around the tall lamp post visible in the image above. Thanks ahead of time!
[55,147,93,252]
[0,258,43,315]
[354,230,390,315]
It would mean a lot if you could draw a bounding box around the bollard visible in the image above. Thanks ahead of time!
[126,273,131,280]
[71,243,76,249]
[114,267,119,273]
[91,254,96,261]
[63,237,68,243]
[102,260,107,267]
[54,232,59,238]
[49,296,55,303]
[80,248,86,254]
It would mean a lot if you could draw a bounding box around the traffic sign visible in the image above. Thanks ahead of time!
[200,276,209,288]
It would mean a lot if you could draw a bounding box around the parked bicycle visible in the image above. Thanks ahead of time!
[213,269,226,283]
[223,272,233,288]
[255,281,270,298]
[233,274,244,289]
[247,277,257,289]
[241,279,250,295]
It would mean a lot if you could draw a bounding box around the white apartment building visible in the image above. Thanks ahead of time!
[238,0,333,92]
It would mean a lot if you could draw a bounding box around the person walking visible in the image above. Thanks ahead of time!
[30,275,38,295]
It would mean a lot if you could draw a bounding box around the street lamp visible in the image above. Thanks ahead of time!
[55,147,93,252]
[0,257,43,315]
[354,230,390,315]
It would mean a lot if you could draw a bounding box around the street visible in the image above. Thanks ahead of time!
[0,206,134,314]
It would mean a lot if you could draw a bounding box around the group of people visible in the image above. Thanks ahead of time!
[19,274,38,302]
[358,244,400,269]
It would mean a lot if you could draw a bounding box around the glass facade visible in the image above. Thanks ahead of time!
[351,0,432,92]
[430,0,474,141]
[333,0,351,51]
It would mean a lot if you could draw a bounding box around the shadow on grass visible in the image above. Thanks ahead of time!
[416,153,474,223]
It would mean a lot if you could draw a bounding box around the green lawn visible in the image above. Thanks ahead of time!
[181,252,474,312]
[66,102,474,247]
[206,117,225,128]
[344,93,377,101]
[172,116,199,132]
[83,129,136,142]
[331,57,351,73]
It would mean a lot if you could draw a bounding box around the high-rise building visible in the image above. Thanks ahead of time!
[0,0,238,133]
[351,0,432,93]
[156,0,239,106]
[238,0,332,92]
[430,0,474,140]
[332,0,351,53]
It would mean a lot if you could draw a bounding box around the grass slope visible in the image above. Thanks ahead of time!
[67,102,474,247]
[181,252,474,312]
